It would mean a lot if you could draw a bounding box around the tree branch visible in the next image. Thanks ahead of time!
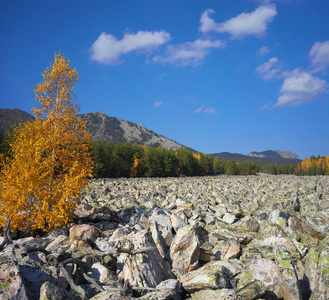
[0,218,12,251]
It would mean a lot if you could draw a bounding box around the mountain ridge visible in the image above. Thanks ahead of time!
[79,111,183,149]
[247,150,301,160]
[0,108,302,161]
[210,151,302,164]
[0,108,183,150]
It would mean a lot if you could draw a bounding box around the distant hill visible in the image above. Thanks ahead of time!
[210,151,302,164]
[80,111,183,150]
[0,108,303,162]
[0,108,183,150]
[247,150,301,160]
[0,108,35,134]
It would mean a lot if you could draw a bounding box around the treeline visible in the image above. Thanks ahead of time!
[3,130,327,177]
[256,163,297,175]
[92,140,258,178]
[295,155,329,175]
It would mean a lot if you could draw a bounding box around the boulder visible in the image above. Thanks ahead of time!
[274,246,302,300]
[118,229,172,288]
[304,238,329,299]
[69,224,102,244]
[232,215,260,233]
[0,251,29,300]
[170,225,201,273]
[235,269,266,300]
[191,288,238,300]
[248,258,282,298]
[138,279,181,300]
[39,281,79,300]
[181,265,234,294]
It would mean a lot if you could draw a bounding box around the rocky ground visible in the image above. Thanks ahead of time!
[1,174,329,300]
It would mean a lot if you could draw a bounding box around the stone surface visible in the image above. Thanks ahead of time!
[1,175,329,300]
[304,237,329,299]
[69,224,102,244]
[191,288,238,300]
[138,279,181,300]
[0,251,28,300]
[118,229,172,288]
[39,281,79,300]
[248,258,282,298]
[170,225,201,273]
[181,264,234,293]
[274,246,302,300]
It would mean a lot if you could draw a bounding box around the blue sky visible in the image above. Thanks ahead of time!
[1,0,328,159]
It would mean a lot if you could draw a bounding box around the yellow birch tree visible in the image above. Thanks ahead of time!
[0,53,94,233]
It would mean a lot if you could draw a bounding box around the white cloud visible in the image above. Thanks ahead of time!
[195,105,204,113]
[258,46,270,56]
[90,30,171,65]
[276,69,328,106]
[195,105,217,114]
[309,40,329,72]
[259,101,273,110]
[154,39,224,66]
[154,101,163,107]
[256,57,283,80]
[199,5,277,38]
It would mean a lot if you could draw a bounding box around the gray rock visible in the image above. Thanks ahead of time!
[191,288,238,300]
[235,270,266,300]
[139,279,181,300]
[117,229,172,288]
[248,258,282,298]
[0,251,29,300]
[274,246,302,300]
[304,238,329,299]
[170,225,201,273]
[39,281,79,300]
[181,265,234,293]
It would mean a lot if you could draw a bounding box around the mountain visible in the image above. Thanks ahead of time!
[247,150,301,160]
[0,108,303,160]
[210,151,302,164]
[0,108,35,134]
[0,108,183,150]
[80,111,182,149]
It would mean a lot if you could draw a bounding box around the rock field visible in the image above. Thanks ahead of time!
[1,174,329,299]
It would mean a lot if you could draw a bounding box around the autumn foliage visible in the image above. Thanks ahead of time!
[0,53,94,233]
[296,155,329,175]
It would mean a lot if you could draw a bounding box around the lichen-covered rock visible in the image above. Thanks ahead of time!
[191,288,238,300]
[0,251,29,300]
[138,279,181,300]
[89,290,134,299]
[181,264,234,294]
[274,246,302,300]
[302,215,329,240]
[232,216,260,233]
[1,175,329,300]
[235,269,266,300]
[240,246,275,263]
[39,281,79,300]
[304,238,329,299]
[269,209,290,228]
[199,259,245,277]
[248,258,282,298]
[309,290,327,300]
